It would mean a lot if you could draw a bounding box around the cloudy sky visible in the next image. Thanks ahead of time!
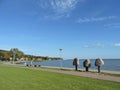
[0,0,120,59]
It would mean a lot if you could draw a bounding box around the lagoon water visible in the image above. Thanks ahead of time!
[27,59,120,72]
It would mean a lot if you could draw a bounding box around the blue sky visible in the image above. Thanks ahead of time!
[0,0,120,59]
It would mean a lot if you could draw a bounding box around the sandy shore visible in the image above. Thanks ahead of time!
[1,63,120,82]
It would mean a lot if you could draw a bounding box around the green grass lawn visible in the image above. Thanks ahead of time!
[0,66,119,90]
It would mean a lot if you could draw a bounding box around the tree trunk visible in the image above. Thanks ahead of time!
[86,67,89,72]
[13,54,15,64]
[98,66,101,73]
[75,65,78,71]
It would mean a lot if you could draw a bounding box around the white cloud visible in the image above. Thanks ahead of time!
[50,0,79,14]
[36,0,84,19]
[83,45,89,48]
[83,43,104,48]
[114,43,120,47]
[43,13,70,20]
[104,23,120,29]
[77,16,117,23]
[93,43,104,48]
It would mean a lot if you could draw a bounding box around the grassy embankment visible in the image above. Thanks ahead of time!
[0,66,119,90]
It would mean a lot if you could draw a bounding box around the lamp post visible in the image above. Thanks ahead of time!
[59,48,62,69]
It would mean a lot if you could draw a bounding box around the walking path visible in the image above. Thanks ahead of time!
[1,63,120,83]
[29,67,120,82]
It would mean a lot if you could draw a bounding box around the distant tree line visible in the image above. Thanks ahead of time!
[0,48,62,61]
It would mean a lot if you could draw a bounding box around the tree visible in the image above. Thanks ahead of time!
[0,52,4,60]
[95,58,104,73]
[73,58,79,71]
[83,59,91,72]
[16,50,24,58]
[10,48,18,63]
[44,56,49,60]
[0,51,10,61]
[10,48,24,63]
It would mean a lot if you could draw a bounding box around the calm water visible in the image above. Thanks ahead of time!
[26,59,120,72]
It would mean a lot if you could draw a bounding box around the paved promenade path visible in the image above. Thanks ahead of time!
[1,63,120,83]
[29,67,120,83]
